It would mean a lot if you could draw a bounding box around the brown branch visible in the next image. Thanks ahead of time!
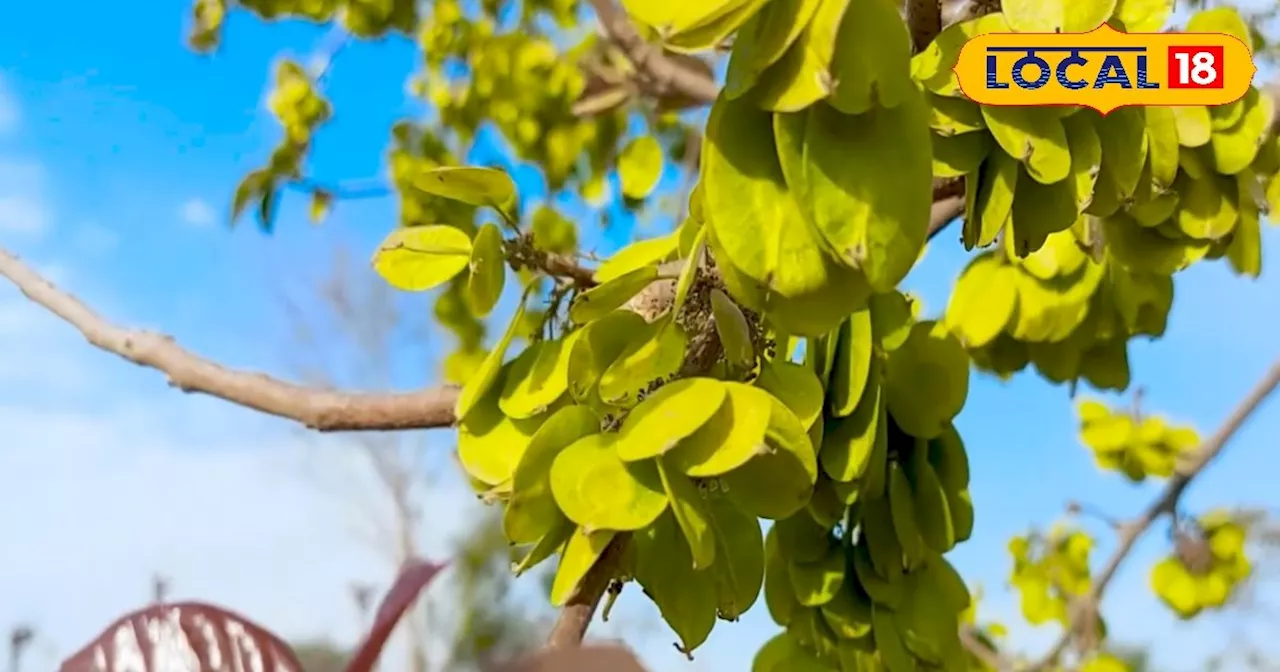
[585,0,720,106]
[0,246,461,432]
[906,0,944,53]
[959,625,1008,670]
[1021,357,1280,671]
[545,535,632,649]
[928,194,966,241]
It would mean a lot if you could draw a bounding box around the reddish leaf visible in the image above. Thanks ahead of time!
[60,602,303,672]
[344,558,448,672]
[489,645,650,672]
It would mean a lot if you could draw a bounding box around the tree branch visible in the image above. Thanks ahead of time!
[545,535,632,649]
[1020,357,1280,671]
[0,247,461,432]
[906,0,944,53]
[585,0,720,106]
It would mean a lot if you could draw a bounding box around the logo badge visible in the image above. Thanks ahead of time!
[952,24,1255,113]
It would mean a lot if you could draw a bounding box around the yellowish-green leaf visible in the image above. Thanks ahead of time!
[912,14,1011,96]
[827,0,914,115]
[569,266,660,324]
[466,222,505,316]
[755,360,824,429]
[982,106,1072,185]
[412,166,518,221]
[668,382,773,477]
[1187,7,1252,50]
[595,236,677,283]
[454,296,527,421]
[723,0,824,99]
[550,527,615,606]
[884,321,969,439]
[458,371,547,486]
[750,0,846,112]
[616,378,728,461]
[618,135,665,199]
[1003,0,1115,32]
[724,397,819,519]
[499,330,582,419]
[372,225,473,292]
[504,406,601,544]
[550,434,669,531]
[656,457,716,569]
[309,189,333,223]
[598,316,688,406]
[782,89,932,291]
[703,96,871,336]
[633,511,719,654]
[1111,0,1173,32]
[566,310,647,403]
[945,252,1017,348]
[711,287,756,368]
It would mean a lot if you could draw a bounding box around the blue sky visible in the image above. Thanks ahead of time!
[0,3,1279,671]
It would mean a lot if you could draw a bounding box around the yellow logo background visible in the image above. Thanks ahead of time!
[953,24,1255,113]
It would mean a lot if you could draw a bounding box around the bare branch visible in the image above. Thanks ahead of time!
[0,247,460,432]
[585,0,720,106]
[1025,357,1280,671]
[928,195,966,241]
[959,625,1009,670]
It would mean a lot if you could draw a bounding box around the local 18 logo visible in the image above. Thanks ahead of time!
[952,23,1255,113]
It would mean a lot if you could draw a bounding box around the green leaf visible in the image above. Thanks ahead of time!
[550,527,615,606]
[656,457,717,569]
[499,330,582,419]
[827,0,914,115]
[1187,7,1251,49]
[372,225,474,292]
[550,433,669,531]
[667,382,773,477]
[569,266,660,324]
[1111,0,1172,31]
[531,206,579,255]
[617,135,664,199]
[308,189,333,224]
[711,287,756,368]
[616,378,728,461]
[780,90,932,291]
[750,0,845,111]
[1003,0,1115,32]
[412,166,518,222]
[454,295,527,422]
[702,94,870,336]
[723,396,818,519]
[466,223,506,316]
[723,0,824,99]
[633,511,719,654]
[884,321,970,439]
[598,316,689,406]
[504,405,601,545]
[594,236,677,283]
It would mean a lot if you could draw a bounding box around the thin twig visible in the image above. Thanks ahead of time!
[1021,358,1280,671]
[0,247,461,432]
[285,177,393,200]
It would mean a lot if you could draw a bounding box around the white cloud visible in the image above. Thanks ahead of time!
[179,198,217,228]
